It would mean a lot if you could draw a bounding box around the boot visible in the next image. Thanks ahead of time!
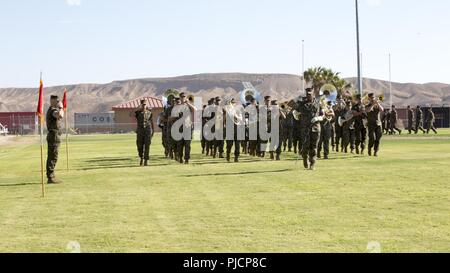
[276,155,281,161]
[219,153,224,159]
[324,154,329,160]
[184,160,189,164]
[140,158,144,166]
[303,158,309,169]
[144,160,148,166]
[374,151,378,157]
[48,177,62,184]
[226,153,231,162]
[270,152,275,160]
[356,147,360,155]
[309,163,316,171]
[361,148,365,156]
[368,149,372,156]
[234,157,239,163]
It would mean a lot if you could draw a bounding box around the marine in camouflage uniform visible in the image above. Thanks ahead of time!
[407,106,414,134]
[366,93,384,157]
[46,95,64,184]
[268,100,286,161]
[333,96,346,153]
[292,116,302,155]
[295,89,324,170]
[282,109,294,152]
[415,106,426,134]
[425,107,438,134]
[135,99,154,166]
[318,101,335,160]
[341,101,356,154]
[389,105,402,135]
[352,95,367,154]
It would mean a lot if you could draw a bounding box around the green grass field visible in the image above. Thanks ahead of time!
[1,130,449,253]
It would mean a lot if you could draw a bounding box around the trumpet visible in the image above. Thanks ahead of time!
[187,95,195,103]
[362,93,385,105]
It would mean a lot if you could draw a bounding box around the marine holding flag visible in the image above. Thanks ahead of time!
[46,95,65,184]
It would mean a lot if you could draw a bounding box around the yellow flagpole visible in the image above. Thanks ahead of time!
[40,121,45,198]
[39,71,46,198]
[65,107,69,172]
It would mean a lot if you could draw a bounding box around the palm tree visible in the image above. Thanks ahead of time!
[304,67,345,97]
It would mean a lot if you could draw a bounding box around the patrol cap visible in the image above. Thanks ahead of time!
[179,92,186,98]
[355,94,362,100]
[271,100,278,105]
[346,100,352,106]
[264,96,271,101]
[50,95,59,100]
[305,88,313,96]
[140,99,147,104]
[368,93,375,98]
[215,97,222,102]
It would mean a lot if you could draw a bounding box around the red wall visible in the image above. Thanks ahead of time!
[0,112,37,134]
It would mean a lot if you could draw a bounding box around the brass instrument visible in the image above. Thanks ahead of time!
[187,95,195,103]
[162,89,180,107]
[292,110,302,121]
[240,82,262,105]
[362,93,385,106]
[338,111,354,127]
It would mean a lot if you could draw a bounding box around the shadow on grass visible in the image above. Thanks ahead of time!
[0,182,41,188]
[182,169,292,177]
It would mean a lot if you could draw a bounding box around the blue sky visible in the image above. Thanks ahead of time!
[1,0,449,87]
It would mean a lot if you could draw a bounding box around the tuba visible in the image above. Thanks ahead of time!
[338,111,354,127]
[240,82,262,105]
[162,89,180,107]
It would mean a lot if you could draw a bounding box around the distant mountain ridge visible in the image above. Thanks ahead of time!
[0,73,449,124]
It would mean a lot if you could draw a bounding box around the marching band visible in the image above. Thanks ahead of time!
[137,86,391,171]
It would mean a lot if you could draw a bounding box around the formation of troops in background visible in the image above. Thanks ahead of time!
[43,90,440,183]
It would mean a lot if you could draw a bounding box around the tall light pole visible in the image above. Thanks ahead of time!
[301,40,305,92]
[389,53,393,109]
[355,0,363,96]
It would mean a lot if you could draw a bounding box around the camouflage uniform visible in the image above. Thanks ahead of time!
[415,107,425,134]
[341,110,356,153]
[46,106,62,181]
[352,102,367,154]
[389,108,402,134]
[135,107,153,161]
[407,108,414,134]
[426,108,438,134]
[297,99,323,168]
[367,103,383,155]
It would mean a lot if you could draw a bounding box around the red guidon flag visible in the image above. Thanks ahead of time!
[36,77,44,124]
[63,88,68,112]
